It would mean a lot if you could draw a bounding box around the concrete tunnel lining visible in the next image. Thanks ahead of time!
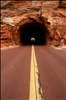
[19,22,49,45]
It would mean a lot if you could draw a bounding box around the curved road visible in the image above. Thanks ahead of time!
[1,45,66,100]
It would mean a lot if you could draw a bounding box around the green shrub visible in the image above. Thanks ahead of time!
[55,43,60,47]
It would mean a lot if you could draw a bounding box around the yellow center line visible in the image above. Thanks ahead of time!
[29,45,44,100]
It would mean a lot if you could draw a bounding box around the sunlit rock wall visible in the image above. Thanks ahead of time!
[1,1,66,47]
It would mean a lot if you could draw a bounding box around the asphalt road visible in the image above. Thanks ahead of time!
[1,46,31,100]
[35,46,66,100]
[1,45,66,100]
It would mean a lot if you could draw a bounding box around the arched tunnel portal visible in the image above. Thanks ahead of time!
[18,22,49,45]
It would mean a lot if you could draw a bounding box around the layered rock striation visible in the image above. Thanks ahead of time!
[1,1,66,47]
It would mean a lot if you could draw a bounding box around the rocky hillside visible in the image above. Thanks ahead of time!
[1,1,66,47]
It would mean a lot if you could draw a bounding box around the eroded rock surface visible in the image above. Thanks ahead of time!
[1,1,66,47]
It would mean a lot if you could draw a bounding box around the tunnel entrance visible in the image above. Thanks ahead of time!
[19,22,48,45]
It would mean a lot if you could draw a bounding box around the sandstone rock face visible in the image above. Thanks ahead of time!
[1,24,13,47]
[1,1,66,47]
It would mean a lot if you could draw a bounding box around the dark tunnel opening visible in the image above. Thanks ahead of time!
[19,22,48,45]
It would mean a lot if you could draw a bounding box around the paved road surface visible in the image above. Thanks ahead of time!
[1,46,31,100]
[1,45,66,100]
[35,46,66,100]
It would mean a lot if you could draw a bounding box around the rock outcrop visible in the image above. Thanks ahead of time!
[1,1,66,47]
